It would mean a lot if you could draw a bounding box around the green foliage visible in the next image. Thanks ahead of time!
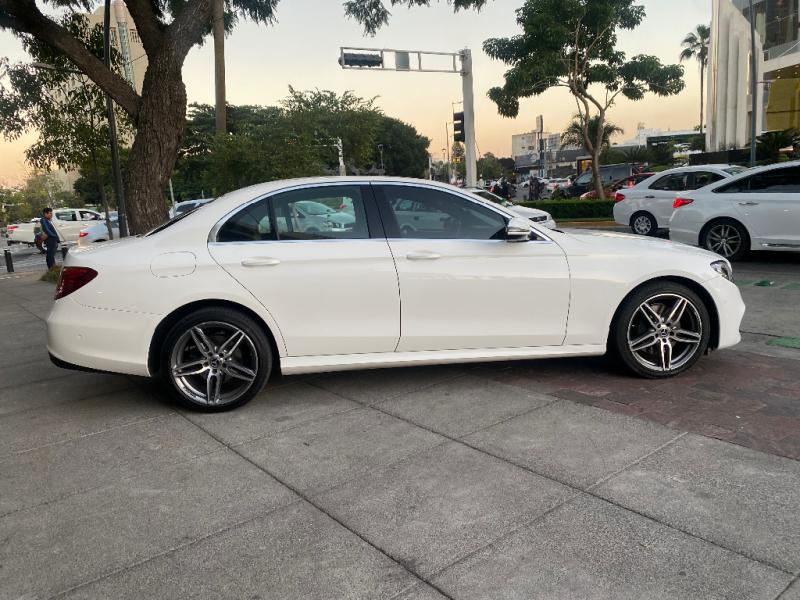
[756,129,799,164]
[477,152,503,180]
[0,14,130,172]
[599,147,626,165]
[649,143,676,167]
[621,145,649,163]
[374,117,431,177]
[689,135,705,152]
[561,115,623,152]
[73,146,130,206]
[0,171,73,225]
[519,199,614,219]
[343,0,488,34]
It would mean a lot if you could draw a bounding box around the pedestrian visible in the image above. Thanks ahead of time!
[40,207,59,270]
[499,177,510,200]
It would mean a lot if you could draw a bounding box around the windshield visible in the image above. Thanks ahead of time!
[474,190,503,203]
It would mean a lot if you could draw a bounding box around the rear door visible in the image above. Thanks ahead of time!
[732,166,800,247]
[53,209,81,242]
[208,183,400,357]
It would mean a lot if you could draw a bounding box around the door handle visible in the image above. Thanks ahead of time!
[241,257,281,267]
[738,201,759,206]
[644,195,655,199]
[406,251,442,260]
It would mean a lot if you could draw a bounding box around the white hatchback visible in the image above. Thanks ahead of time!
[613,165,747,235]
[47,177,744,411]
[670,161,800,260]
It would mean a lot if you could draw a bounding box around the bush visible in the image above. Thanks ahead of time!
[519,199,614,220]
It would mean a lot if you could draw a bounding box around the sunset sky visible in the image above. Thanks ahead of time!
[0,0,712,185]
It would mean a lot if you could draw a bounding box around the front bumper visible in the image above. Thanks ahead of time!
[705,275,745,350]
[47,296,159,377]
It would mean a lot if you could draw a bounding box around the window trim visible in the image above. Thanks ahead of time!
[209,182,384,244]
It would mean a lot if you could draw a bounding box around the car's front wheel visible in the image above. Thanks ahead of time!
[160,307,272,411]
[610,282,710,378]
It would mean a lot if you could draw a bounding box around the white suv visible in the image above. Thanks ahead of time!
[613,165,747,235]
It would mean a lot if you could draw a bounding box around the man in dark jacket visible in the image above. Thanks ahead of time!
[40,207,60,270]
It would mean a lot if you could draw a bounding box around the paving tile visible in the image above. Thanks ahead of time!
[314,442,573,578]
[394,583,449,599]
[0,352,80,387]
[465,400,679,489]
[432,494,789,600]
[182,381,360,446]
[0,371,136,416]
[0,413,222,515]
[779,578,800,600]
[0,387,172,457]
[377,374,555,438]
[239,408,444,495]
[0,449,298,600]
[595,434,800,572]
[310,365,463,405]
[63,501,417,600]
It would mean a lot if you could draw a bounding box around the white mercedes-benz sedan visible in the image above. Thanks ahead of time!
[47,177,745,411]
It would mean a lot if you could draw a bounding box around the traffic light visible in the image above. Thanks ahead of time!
[453,111,465,143]
[338,52,384,68]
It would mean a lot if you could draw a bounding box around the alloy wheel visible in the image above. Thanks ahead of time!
[632,215,653,235]
[705,224,742,258]
[626,293,703,373]
[169,321,259,406]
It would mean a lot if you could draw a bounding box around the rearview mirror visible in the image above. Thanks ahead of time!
[506,217,532,242]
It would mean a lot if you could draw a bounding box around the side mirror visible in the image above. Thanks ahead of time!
[506,216,532,242]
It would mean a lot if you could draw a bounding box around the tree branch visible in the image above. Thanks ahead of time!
[165,0,214,62]
[0,0,141,119]
[123,0,165,56]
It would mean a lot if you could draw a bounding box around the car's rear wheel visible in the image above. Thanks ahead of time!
[701,219,749,261]
[160,307,272,411]
[630,212,657,236]
[610,282,710,378]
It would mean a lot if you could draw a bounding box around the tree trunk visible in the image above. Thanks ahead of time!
[699,65,705,140]
[124,55,188,234]
[591,110,607,200]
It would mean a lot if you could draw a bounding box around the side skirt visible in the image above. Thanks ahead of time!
[281,344,607,375]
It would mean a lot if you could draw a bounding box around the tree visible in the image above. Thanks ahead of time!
[756,129,799,164]
[483,0,684,200]
[374,116,430,178]
[621,145,649,163]
[679,24,710,135]
[561,114,623,152]
[0,0,485,233]
[477,152,503,180]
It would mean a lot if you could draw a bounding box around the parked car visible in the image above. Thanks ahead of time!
[78,212,119,246]
[169,198,214,219]
[8,209,103,246]
[48,177,744,411]
[613,165,747,236]
[566,163,642,197]
[669,161,800,260]
[467,188,557,229]
[580,173,655,200]
[542,178,572,199]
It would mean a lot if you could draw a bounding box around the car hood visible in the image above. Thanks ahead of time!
[556,228,721,261]
[508,205,551,219]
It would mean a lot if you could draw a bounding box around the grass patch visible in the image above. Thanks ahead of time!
[40,267,61,283]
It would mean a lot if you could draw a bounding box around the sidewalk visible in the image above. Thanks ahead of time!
[1,273,798,599]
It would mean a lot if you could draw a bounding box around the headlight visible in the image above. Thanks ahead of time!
[711,260,734,282]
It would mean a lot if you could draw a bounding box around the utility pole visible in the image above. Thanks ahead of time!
[748,0,758,167]
[336,138,346,176]
[459,49,477,187]
[103,0,128,237]
[213,0,226,136]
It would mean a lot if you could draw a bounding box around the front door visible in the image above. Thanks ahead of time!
[732,166,800,247]
[373,183,570,352]
[208,184,400,357]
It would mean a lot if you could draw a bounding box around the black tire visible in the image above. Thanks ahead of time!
[160,307,272,411]
[700,218,749,261]
[610,281,711,379]
[630,212,658,236]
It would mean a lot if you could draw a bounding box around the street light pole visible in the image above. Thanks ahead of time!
[103,0,129,237]
[459,49,477,187]
[748,0,758,167]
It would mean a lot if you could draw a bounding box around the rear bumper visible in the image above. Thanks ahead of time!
[47,296,159,377]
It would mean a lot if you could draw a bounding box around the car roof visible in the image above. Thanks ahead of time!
[691,159,800,193]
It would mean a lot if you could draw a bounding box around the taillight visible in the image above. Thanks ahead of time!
[673,197,694,209]
[7,225,17,231]
[78,231,89,237]
[55,267,98,300]
[614,192,626,202]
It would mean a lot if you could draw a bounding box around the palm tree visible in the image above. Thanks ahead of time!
[680,24,711,135]
[756,129,799,163]
[560,115,624,152]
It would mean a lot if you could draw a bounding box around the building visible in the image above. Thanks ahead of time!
[512,130,582,178]
[87,0,148,94]
[706,0,800,151]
